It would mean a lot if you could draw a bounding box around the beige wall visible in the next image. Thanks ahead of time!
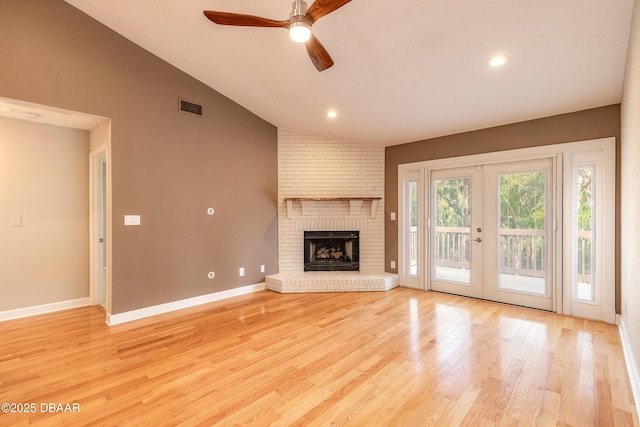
[385,105,621,309]
[0,0,277,314]
[621,0,640,387]
[0,116,89,310]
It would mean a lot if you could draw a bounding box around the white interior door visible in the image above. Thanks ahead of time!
[90,148,108,310]
[99,155,107,308]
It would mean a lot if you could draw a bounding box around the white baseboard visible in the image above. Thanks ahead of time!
[106,282,266,326]
[618,316,640,421]
[0,297,90,322]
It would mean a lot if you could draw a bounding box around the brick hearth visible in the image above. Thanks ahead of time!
[266,272,399,293]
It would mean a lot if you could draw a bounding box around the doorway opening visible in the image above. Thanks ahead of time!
[0,96,112,321]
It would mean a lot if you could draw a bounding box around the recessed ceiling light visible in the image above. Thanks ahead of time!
[327,111,337,118]
[23,112,40,119]
[488,54,507,68]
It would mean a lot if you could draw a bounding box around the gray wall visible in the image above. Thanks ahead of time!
[385,105,621,311]
[0,0,277,314]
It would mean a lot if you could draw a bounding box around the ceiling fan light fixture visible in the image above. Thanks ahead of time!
[289,21,311,43]
[488,54,508,68]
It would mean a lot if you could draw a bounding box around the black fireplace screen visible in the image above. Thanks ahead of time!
[304,231,359,272]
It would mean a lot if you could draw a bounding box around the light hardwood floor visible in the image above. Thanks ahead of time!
[0,288,637,426]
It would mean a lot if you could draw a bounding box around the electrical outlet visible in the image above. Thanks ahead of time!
[391,260,396,269]
[390,212,396,221]
[260,264,265,273]
[239,267,245,277]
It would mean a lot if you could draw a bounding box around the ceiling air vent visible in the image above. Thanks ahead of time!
[178,98,203,116]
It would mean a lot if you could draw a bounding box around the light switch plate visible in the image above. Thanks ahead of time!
[124,215,141,226]
[390,212,396,221]
[239,267,245,277]
[11,215,22,227]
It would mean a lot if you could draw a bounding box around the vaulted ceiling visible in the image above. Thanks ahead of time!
[63,0,634,146]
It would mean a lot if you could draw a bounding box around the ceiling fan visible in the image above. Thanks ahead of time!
[203,0,352,72]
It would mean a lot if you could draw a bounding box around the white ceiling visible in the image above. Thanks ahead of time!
[63,0,634,146]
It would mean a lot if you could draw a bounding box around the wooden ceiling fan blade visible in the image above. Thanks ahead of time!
[305,34,334,71]
[305,0,352,24]
[203,11,289,28]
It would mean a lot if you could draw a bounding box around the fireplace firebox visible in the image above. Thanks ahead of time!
[304,231,359,272]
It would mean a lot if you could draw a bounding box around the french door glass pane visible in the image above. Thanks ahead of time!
[409,180,419,277]
[499,171,546,294]
[576,165,595,301]
[435,178,471,284]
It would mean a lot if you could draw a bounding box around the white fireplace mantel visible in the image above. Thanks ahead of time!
[283,197,382,219]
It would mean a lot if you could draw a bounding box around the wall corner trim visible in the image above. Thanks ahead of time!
[0,297,90,322]
[106,283,267,326]
[618,315,640,422]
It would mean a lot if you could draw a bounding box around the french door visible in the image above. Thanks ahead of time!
[399,139,616,322]
[430,166,484,299]
[429,159,554,311]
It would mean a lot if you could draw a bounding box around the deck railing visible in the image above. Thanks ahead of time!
[409,226,592,280]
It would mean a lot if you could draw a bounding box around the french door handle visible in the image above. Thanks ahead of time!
[472,237,482,243]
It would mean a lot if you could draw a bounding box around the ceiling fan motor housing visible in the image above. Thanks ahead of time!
[291,0,309,17]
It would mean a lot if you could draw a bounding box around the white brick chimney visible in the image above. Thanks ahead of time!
[276,128,386,273]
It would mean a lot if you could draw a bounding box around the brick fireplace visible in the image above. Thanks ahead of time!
[266,128,398,292]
